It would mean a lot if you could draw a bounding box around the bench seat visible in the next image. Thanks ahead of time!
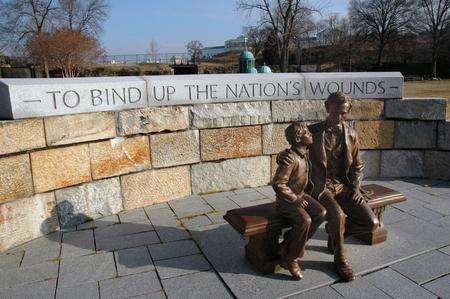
[223,184,406,274]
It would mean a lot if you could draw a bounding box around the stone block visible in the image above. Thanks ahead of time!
[347,99,384,120]
[114,246,154,276]
[31,144,91,193]
[355,121,394,149]
[44,112,116,146]
[169,195,213,218]
[58,252,116,287]
[117,106,189,135]
[385,98,447,120]
[162,271,232,299]
[361,150,381,178]
[202,193,239,212]
[57,282,99,299]
[200,126,262,161]
[61,229,95,258]
[89,136,151,179]
[262,123,290,155]
[303,72,403,99]
[0,262,58,290]
[19,233,61,267]
[77,214,119,230]
[332,279,391,299]
[363,268,435,298]
[0,154,33,203]
[145,207,180,228]
[55,177,122,228]
[99,271,162,299]
[96,231,159,252]
[154,254,211,279]
[395,121,437,149]
[191,156,271,194]
[390,250,450,284]
[148,239,199,261]
[121,166,191,210]
[422,274,450,299]
[0,119,46,155]
[293,286,342,299]
[181,215,213,228]
[0,192,58,251]
[271,154,277,178]
[156,227,190,243]
[191,101,271,129]
[380,150,424,178]
[424,151,450,180]
[0,76,148,119]
[94,222,153,240]
[438,121,450,150]
[150,130,200,168]
[1,280,56,299]
[271,100,326,122]
[118,208,151,224]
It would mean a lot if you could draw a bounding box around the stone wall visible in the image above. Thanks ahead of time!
[0,97,448,250]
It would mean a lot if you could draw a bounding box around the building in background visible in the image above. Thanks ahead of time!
[202,36,248,59]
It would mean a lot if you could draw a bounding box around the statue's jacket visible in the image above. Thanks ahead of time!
[307,121,364,199]
[271,149,310,204]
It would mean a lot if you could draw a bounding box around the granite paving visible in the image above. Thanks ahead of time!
[0,179,449,298]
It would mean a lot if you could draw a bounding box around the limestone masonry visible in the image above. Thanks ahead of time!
[0,72,448,252]
[0,72,403,119]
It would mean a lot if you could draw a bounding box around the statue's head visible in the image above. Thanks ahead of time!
[285,122,313,147]
[325,92,352,125]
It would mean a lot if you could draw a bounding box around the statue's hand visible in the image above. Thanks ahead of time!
[350,190,365,205]
[298,199,309,209]
[277,150,295,167]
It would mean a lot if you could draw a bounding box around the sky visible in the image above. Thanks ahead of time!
[101,0,349,55]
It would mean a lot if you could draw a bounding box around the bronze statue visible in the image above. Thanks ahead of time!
[271,122,327,280]
[279,92,379,282]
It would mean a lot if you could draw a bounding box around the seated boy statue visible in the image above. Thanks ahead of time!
[271,122,327,280]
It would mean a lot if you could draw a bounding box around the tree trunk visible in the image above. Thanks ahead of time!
[376,43,384,67]
[432,50,438,78]
[43,58,50,78]
[431,37,438,78]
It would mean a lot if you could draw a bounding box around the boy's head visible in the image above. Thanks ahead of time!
[285,122,313,146]
[325,92,352,125]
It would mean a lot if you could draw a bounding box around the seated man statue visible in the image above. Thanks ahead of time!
[271,122,327,280]
[279,92,379,282]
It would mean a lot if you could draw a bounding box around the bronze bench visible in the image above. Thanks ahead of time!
[223,184,406,274]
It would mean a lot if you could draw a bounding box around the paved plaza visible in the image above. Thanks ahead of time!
[0,179,449,298]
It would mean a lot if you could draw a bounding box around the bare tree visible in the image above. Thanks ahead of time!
[244,26,269,58]
[28,28,104,77]
[186,40,203,64]
[237,0,320,72]
[349,0,415,66]
[148,39,159,62]
[58,0,109,36]
[416,0,450,78]
[317,14,356,71]
[0,0,58,76]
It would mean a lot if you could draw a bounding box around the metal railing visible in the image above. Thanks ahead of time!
[99,53,190,65]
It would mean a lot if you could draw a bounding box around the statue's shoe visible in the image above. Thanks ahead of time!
[335,258,355,282]
[286,260,304,280]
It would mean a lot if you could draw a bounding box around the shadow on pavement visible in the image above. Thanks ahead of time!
[39,200,342,281]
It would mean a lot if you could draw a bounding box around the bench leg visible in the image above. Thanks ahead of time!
[245,230,281,274]
[351,206,388,245]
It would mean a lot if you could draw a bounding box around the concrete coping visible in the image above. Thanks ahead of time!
[0,72,403,120]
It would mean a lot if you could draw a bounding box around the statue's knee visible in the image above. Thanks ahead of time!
[336,210,346,221]
[370,217,380,230]
[317,208,327,222]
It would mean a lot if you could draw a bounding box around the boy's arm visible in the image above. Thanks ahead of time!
[271,151,299,203]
